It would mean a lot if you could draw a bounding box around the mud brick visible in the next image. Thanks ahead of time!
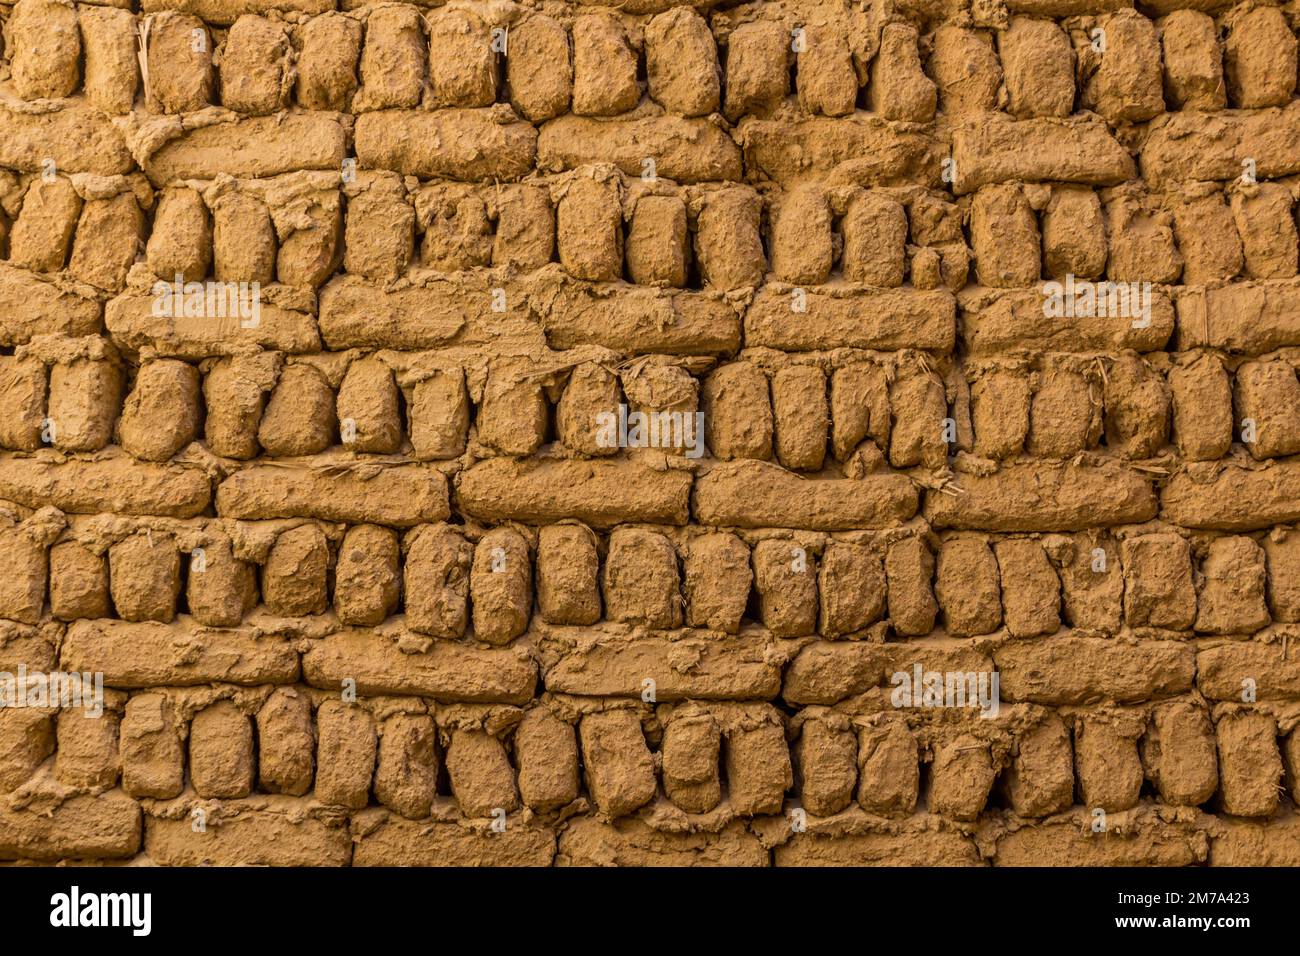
[603,528,681,629]
[971,185,1040,288]
[0,526,48,626]
[263,524,329,617]
[797,24,856,117]
[118,360,202,462]
[558,177,623,282]
[626,196,688,288]
[1160,10,1225,111]
[0,710,52,793]
[410,369,469,460]
[935,536,1002,637]
[109,533,181,624]
[187,535,256,628]
[1225,6,1297,109]
[1028,369,1096,458]
[55,708,119,789]
[579,711,656,817]
[295,12,362,111]
[699,461,919,531]
[929,25,1001,116]
[213,192,277,284]
[1168,354,1232,461]
[929,737,995,821]
[885,538,937,637]
[1103,354,1169,459]
[204,355,276,460]
[492,185,554,271]
[470,528,532,644]
[354,108,536,183]
[970,370,1029,460]
[841,192,906,287]
[1076,718,1143,812]
[753,539,818,638]
[1145,702,1217,806]
[220,15,291,114]
[999,635,1195,704]
[374,713,437,819]
[1042,187,1106,280]
[1171,192,1242,285]
[279,198,343,288]
[534,524,601,627]
[1231,184,1298,280]
[818,543,885,638]
[703,362,772,461]
[657,712,719,813]
[426,9,496,108]
[725,721,791,815]
[419,186,492,271]
[478,375,547,457]
[49,542,110,622]
[315,701,376,809]
[1085,11,1163,123]
[190,700,255,799]
[1004,714,1073,818]
[888,368,947,469]
[994,539,1059,637]
[724,20,788,120]
[344,173,415,282]
[1055,530,1124,633]
[571,14,640,117]
[446,728,519,817]
[830,362,890,461]
[771,186,833,285]
[1122,533,1196,630]
[9,178,81,273]
[870,23,936,121]
[47,359,120,454]
[334,525,399,626]
[797,713,857,816]
[1216,711,1282,817]
[857,720,918,815]
[354,5,425,110]
[336,358,401,454]
[146,13,214,113]
[1236,360,1300,460]
[515,708,579,812]
[120,693,182,799]
[682,533,750,634]
[999,17,1074,118]
[694,186,766,290]
[404,525,471,638]
[1265,533,1300,623]
[556,363,619,458]
[256,687,314,796]
[645,8,718,117]
[507,15,571,122]
[10,0,80,100]
[1106,194,1182,284]
[258,364,336,457]
[68,193,143,293]
[1196,536,1270,635]
[147,187,212,282]
[772,366,828,472]
[81,7,138,113]
[0,358,45,452]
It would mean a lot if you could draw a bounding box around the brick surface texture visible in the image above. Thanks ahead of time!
[0,0,1297,868]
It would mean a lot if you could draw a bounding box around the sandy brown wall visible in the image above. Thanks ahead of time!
[0,0,1298,866]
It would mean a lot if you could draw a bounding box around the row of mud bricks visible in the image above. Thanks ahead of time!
[2,0,1300,866]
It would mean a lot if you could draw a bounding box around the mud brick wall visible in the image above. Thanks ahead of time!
[0,0,1299,868]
